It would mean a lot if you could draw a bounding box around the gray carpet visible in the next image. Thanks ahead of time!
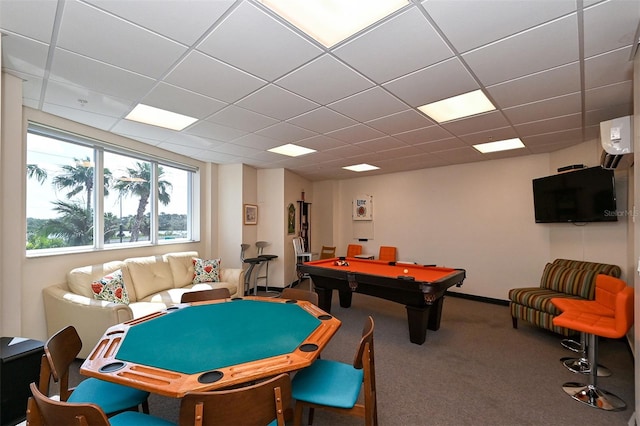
[72,291,635,425]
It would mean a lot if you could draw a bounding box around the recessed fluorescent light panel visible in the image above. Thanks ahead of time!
[418,90,495,123]
[343,164,380,172]
[258,0,409,47]
[125,104,198,131]
[268,144,316,157]
[473,138,525,153]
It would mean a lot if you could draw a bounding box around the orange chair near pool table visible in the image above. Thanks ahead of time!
[551,276,634,411]
[378,246,397,262]
[346,244,362,258]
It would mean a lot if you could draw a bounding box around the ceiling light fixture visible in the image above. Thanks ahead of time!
[258,0,409,47]
[268,144,316,157]
[473,138,525,153]
[418,89,495,123]
[343,163,380,172]
[125,104,198,131]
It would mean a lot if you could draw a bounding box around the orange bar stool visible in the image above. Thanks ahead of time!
[551,274,625,377]
[552,283,634,411]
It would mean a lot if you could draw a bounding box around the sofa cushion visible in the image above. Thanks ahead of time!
[553,259,621,278]
[539,263,597,299]
[192,258,221,284]
[165,251,200,288]
[509,287,583,315]
[125,255,174,301]
[68,261,127,299]
[91,270,129,304]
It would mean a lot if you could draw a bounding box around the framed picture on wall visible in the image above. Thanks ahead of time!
[244,204,258,225]
[287,203,295,234]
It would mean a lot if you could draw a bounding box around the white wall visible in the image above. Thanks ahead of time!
[218,164,244,268]
[257,168,285,288]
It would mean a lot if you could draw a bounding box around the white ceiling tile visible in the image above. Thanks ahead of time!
[326,124,386,143]
[393,126,453,144]
[441,111,511,137]
[42,102,119,131]
[354,136,409,152]
[383,58,477,106]
[287,107,356,133]
[84,0,234,45]
[334,8,453,84]
[198,2,322,81]
[416,138,466,153]
[297,135,348,151]
[502,92,582,125]
[458,127,518,145]
[44,80,133,117]
[584,47,634,90]
[424,0,576,53]
[230,133,281,150]
[163,133,224,150]
[515,113,582,137]
[112,119,178,141]
[366,110,434,135]
[141,83,227,119]
[583,0,640,57]
[207,105,279,133]
[49,49,157,101]
[0,0,57,43]
[328,87,407,122]
[487,62,581,108]
[185,120,248,143]
[165,51,266,103]
[57,1,187,79]
[276,55,374,105]
[236,84,319,120]
[585,80,633,110]
[462,14,579,86]
[256,122,317,143]
[1,34,49,77]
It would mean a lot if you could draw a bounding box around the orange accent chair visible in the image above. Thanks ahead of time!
[378,246,397,262]
[551,275,634,411]
[346,244,362,258]
[320,246,337,259]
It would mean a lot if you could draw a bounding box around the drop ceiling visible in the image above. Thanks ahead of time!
[1,0,639,181]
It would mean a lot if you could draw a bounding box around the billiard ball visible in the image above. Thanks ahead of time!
[403,268,409,274]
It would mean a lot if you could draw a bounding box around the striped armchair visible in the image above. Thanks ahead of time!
[509,259,621,336]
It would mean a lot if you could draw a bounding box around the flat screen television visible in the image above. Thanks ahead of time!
[532,166,617,223]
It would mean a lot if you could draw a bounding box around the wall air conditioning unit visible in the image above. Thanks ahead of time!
[600,115,633,169]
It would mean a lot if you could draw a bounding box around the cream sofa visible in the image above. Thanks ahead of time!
[43,251,244,358]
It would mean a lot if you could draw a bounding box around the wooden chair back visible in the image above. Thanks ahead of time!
[353,316,377,426]
[179,373,292,426]
[346,244,362,258]
[181,288,230,303]
[378,246,397,262]
[281,288,319,306]
[42,326,83,401]
[28,382,110,426]
[319,246,336,259]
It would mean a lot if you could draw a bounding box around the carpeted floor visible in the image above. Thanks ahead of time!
[71,290,635,425]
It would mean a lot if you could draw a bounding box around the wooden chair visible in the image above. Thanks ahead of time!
[552,277,634,411]
[319,246,336,259]
[292,316,377,426]
[378,246,397,262]
[281,287,319,306]
[27,382,173,426]
[39,326,149,416]
[180,288,230,303]
[346,244,362,258]
[179,373,292,426]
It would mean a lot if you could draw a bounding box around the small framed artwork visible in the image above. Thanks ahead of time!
[244,204,258,225]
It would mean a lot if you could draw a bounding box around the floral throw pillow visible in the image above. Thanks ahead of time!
[192,258,221,284]
[91,270,129,304]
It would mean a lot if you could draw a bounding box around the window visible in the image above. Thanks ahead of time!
[26,124,198,253]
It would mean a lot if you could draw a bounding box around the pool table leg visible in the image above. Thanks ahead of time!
[315,287,334,313]
[405,297,446,345]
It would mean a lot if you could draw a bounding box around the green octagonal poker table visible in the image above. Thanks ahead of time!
[81,297,341,397]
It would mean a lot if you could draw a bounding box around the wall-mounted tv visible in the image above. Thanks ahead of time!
[532,166,617,223]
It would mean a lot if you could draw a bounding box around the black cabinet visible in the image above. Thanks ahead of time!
[1,337,44,426]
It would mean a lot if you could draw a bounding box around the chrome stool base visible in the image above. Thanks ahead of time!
[560,357,611,376]
[560,338,582,353]
[562,382,626,411]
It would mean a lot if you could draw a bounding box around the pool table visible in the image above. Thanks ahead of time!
[299,258,465,344]
[80,297,340,397]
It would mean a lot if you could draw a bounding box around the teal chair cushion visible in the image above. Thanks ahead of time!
[68,378,149,414]
[109,411,175,426]
[292,359,364,409]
